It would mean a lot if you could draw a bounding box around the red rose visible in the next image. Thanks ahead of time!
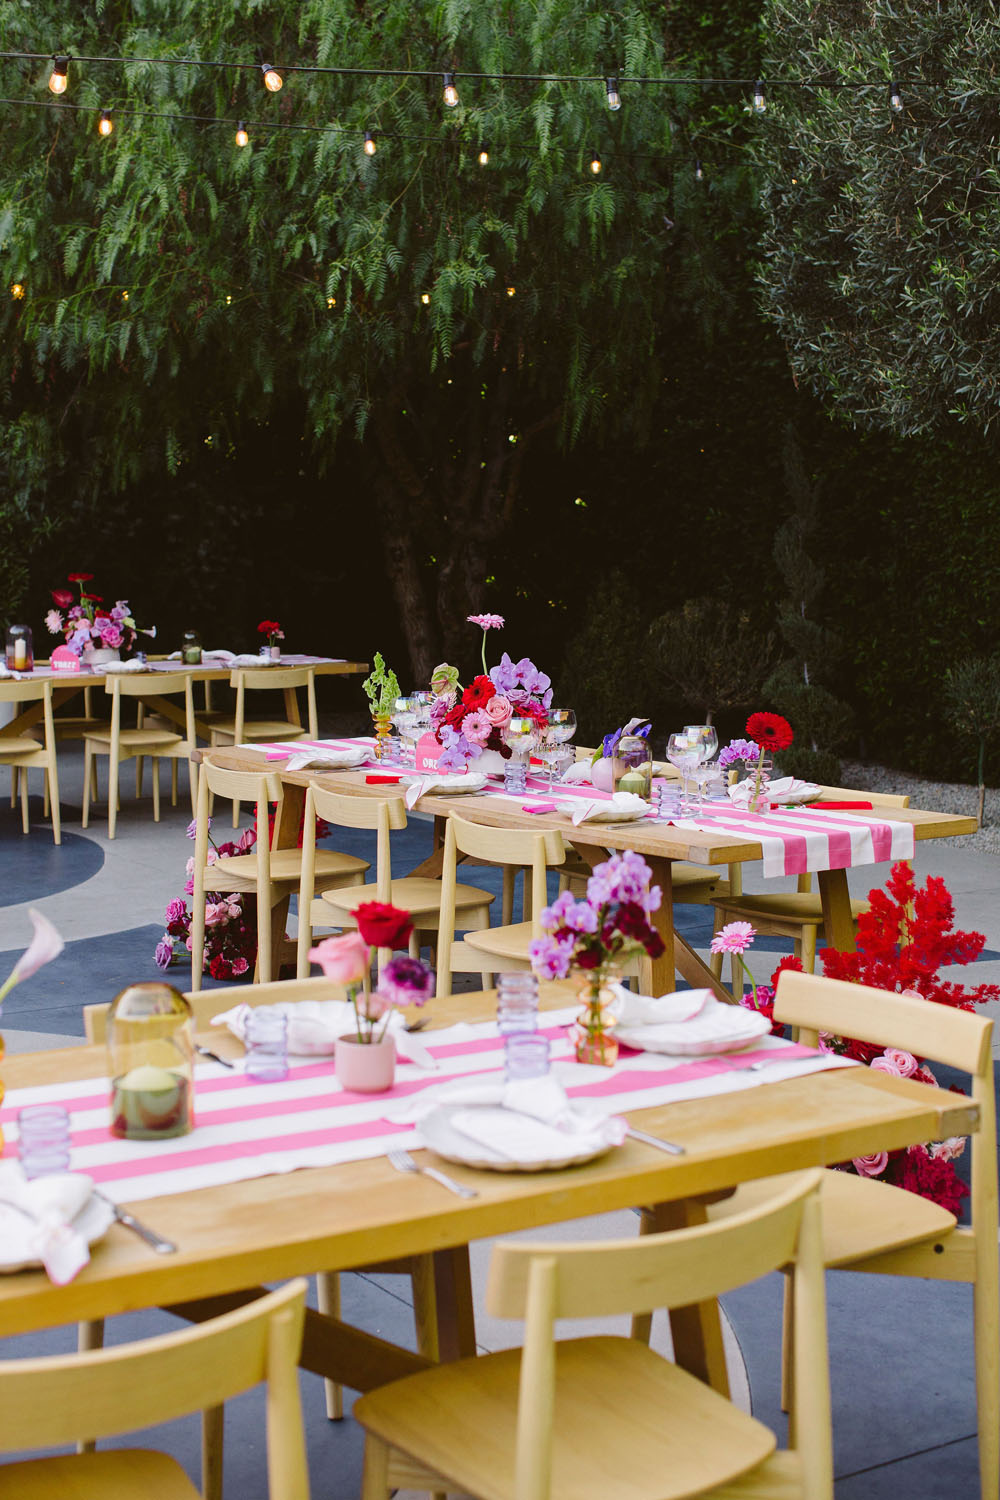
[462,675,495,709]
[745,711,794,752]
[354,901,413,949]
[67,572,93,582]
[50,589,74,608]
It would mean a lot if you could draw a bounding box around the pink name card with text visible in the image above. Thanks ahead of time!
[414,732,453,772]
[49,645,81,673]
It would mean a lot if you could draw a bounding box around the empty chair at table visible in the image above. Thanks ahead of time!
[0,678,61,844]
[207,665,318,824]
[0,1279,310,1500]
[354,1170,833,1500]
[82,672,198,840]
[295,783,495,979]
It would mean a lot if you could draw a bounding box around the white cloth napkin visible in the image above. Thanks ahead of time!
[402,772,488,809]
[570,791,650,825]
[103,659,149,674]
[388,1073,625,1161]
[231,653,279,667]
[560,761,594,785]
[728,776,820,809]
[0,1162,93,1284]
[284,746,369,772]
[0,662,26,680]
[609,985,713,1027]
[210,1000,436,1069]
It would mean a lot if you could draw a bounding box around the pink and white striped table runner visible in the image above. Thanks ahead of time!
[0,1012,852,1205]
[252,736,916,880]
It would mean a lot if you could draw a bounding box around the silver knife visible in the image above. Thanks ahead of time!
[94,1191,177,1254]
[626,1126,685,1156]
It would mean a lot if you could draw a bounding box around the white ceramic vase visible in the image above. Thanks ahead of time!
[81,646,121,667]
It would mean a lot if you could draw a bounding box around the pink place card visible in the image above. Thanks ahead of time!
[414,732,456,772]
[49,645,81,673]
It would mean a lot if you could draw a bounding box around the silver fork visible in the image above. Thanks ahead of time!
[92,1191,177,1254]
[387,1148,478,1199]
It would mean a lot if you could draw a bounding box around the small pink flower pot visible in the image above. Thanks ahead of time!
[334,1034,396,1093]
[591,756,626,793]
[269,645,281,660]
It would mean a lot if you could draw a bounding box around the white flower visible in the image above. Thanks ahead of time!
[0,909,64,1004]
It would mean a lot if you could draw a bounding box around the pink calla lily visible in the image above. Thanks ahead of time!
[0,909,64,1004]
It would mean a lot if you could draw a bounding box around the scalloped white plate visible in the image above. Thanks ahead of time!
[0,1191,115,1274]
[420,1103,618,1172]
[613,1007,771,1056]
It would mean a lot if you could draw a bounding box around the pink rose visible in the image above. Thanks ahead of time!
[852,1152,889,1177]
[231,956,250,977]
[928,1136,966,1162]
[483,693,513,728]
[309,931,370,986]
[871,1047,918,1077]
[361,991,391,1021]
[204,902,229,928]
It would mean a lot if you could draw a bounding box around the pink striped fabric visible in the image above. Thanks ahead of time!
[0,1011,851,1205]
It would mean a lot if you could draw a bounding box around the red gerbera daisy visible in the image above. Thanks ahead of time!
[745,711,794,752]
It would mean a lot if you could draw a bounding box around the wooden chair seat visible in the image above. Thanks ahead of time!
[213,847,369,888]
[358,1336,775,1500]
[713,892,870,926]
[208,718,308,743]
[0,734,51,757]
[460,918,536,962]
[5,1448,200,1499]
[707,1167,957,1266]
[85,726,185,750]
[320,874,494,926]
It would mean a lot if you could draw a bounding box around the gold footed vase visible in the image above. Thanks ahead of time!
[573,967,621,1067]
[372,712,393,762]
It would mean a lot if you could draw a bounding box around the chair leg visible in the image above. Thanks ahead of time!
[48,769,62,846]
[77,1318,105,1454]
[188,758,198,816]
[801,923,817,975]
[361,1433,392,1500]
[974,1265,1000,1500]
[780,1270,794,1420]
[82,748,93,828]
[316,1273,344,1420]
[19,768,29,834]
[135,755,144,799]
[171,757,179,807]
[232,797,240,829]
[43,773,49,819]
[502,866,516,926]
[108,757,120,841]
[8,768,15,808]
[152,759,161,823]
[630,1208,656,1345]
[202,1405,224,1500]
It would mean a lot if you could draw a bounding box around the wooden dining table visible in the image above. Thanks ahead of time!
[0,982,979,1412]
[202,744,978,1001]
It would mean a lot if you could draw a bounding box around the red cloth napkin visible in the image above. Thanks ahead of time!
[814,800,873,810]
[366,774,402,785]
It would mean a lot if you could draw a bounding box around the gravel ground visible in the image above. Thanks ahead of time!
[840,759,998,853]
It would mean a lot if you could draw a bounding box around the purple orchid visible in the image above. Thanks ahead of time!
[719,738,761,770]
[154,935,174,970]
[438,724,481,772]
[527,931,577,981]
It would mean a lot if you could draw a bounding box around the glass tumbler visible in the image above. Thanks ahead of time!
[504,1032,551,1081]
[496,971,540,1035]
[244,1009,289,1082]
[17,1104,70,1178]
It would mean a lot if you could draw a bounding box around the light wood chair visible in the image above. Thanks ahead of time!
[0,679,61,844]
[189,759,369,990]
[704,969,998,1500]
[208,666,318,825]
[354,1170,833,1500]
[295,784,495,979]
[81,672,198,840]
[709,789,911,985]
[0,1279,309,1500]
[435,811,567,998]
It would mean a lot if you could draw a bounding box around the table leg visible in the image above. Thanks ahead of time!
[818,868,856,952]
[642,857,677,994]
[431,1246,477,1362]
[638,1200,730,1396]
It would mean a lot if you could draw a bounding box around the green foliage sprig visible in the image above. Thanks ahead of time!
[362,652,400,718]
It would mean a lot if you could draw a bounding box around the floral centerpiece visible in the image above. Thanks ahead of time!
[430,613,551,772]
[735,862,1000,1212]
[46,573,155,659]
[529,851,665,1065]
[257,619,284,652]
[309,902,434,1091]
[721,712,794,811]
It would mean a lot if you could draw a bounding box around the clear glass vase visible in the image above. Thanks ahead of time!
[573,966,622,1066]
[371,711,393,762]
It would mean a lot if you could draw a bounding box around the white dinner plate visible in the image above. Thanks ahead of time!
[0,1191,116,1274]
[419,1103,619,1172]
[400,773,489,795]
[613,1007,772,1056]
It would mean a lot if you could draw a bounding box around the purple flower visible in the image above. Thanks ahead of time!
[719,739,761,769]
[437,724,481,772]
[185,818,207,840]
[154,935,174,970]
[379,954,435,1008]
[540,891,598,935]
[110,603,129,623]
[489,653,553,709]
[489,652,519,695]
[586,851,661,914]
[97,619,123,648]
[528,932,576,981]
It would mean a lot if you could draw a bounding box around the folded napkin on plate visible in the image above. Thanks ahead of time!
[231,653,279,667]
[402,772,488,809]
[211,1000,436,1069]
[728,775,820,810]
[389,1074,626,1161]
[103,659,150,674]
[283,746,369,772]
[0,1161,93,1284]
[609,985,713,1028]
[0,663,25,680]
[560,761,594,785]
[571,791,650,825]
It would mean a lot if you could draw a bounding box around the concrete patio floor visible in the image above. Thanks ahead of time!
[0,736,996,1498]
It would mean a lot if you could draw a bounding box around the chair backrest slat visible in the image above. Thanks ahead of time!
[85,975,345,1041]
[306,783,408,833]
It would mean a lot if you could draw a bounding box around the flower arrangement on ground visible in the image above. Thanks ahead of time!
[737,862,1000,1212]
[308,902,433,1043]
[46,573,155,657]
[257,619,284,649]
[529,850,665,1065]
[429,614,552,771]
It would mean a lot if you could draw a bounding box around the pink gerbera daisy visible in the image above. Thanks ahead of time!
[709,921,756,955]
[467,613,505,630]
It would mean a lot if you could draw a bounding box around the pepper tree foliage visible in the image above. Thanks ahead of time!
[0,0,749,675]
[749,0,1000,437]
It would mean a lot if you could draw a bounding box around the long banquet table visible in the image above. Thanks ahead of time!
[203,741,978,999]
[0,983,978,1407]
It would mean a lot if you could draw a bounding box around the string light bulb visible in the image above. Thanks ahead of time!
[47,56,69,95]
[261,63,283,92]
[695,158,704,181]
[327,296,336,307]
[751,80,767,114]
[589,148,602,175]
[477,142,489,166]
[235,120,249,147]
[10,283,24,300]
[505,284,516,297]
[442,72,459,107]
[98,109,113,137]
[420,292,431,305]
[363,130,377,156]
[605,76,621,111]
[889,80,904,114]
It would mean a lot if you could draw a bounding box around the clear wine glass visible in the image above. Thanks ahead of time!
[542,709,577,786]
[504,715,540,794]
[684,724,718,811]
[666,732,702,815]
[392,696,417,766]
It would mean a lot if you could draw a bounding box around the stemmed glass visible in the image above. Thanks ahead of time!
[504,716,540,794]
[541,709,577,787]
[684,724,718,812]
[666,732,702,815]
[392,696,417,766]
